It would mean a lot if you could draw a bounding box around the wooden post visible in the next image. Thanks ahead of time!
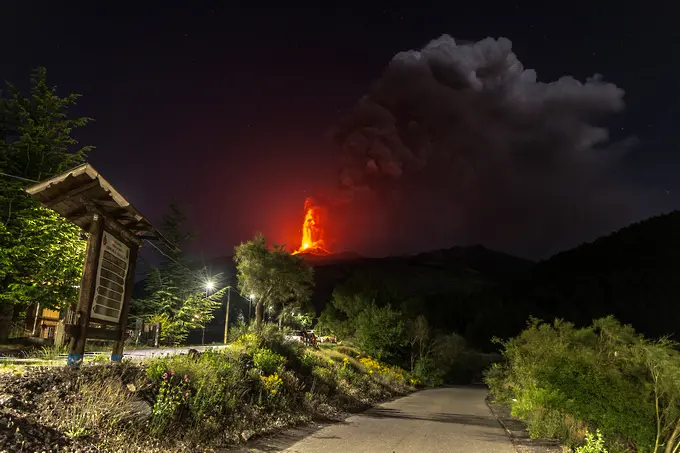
[223,286,231,344]
[111,244,139,362]
[68,214,104,366]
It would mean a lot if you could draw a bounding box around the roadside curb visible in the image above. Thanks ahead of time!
[485,395,564,453]
[485,395,529,441]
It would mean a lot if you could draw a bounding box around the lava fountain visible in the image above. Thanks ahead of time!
[293,198,331,255]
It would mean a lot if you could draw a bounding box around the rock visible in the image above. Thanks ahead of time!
[241,430,255,442]
[121,400,152,422]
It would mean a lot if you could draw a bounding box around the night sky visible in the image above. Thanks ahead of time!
[2,1,678,260]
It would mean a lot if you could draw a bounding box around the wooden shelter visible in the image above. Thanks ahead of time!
[25,163,173,365]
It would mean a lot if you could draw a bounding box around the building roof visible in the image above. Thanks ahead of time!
[24,163,175,250]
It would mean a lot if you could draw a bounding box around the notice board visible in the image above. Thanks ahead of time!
[90,231,130,323]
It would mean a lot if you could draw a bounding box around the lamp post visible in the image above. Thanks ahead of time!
[223,286,231,344]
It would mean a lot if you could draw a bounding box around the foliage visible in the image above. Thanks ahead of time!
[253,348,286,375]
[260,372,283,396]
[413,356,445,387]
[151,370,191,434]
[32,344,68,360]
[0,67,93,312]
[277,304,314,329]
[133,204,226,345]
[576,430,609,453]
[140,325,412,447]
[486,316,680,452]
[317,273,492,384]
[354,303,405,361]
[234,233,314,325]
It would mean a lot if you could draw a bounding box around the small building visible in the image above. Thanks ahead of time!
[25,304,61,340]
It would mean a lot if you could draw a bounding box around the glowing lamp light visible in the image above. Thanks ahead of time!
[205,281,215,291]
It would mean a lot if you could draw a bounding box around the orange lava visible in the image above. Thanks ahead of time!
[293,198,331,255]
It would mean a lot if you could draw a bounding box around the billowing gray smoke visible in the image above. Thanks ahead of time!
[335,35,644,258]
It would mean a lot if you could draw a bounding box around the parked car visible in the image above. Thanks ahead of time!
[285,330,318,348]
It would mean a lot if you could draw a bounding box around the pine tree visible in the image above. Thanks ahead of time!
[0,68,93,338]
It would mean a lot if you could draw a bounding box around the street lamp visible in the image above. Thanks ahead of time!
[205,280,215,293]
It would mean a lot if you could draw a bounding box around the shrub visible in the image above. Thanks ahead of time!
[487,316,680,452]
[135,326,412,449]
[413,357,445,387]
[260,372,283,396]
[151,370,191,433]
[576,429,609,453]
[253,348,286,375]
[354,304,405,361]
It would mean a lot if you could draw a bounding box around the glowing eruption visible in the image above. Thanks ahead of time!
[293,198,331,255]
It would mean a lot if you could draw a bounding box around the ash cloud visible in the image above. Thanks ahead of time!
[335,35,646,258]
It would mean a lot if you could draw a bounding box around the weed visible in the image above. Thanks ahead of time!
[58,376,146,439]
[253,348,286,375]
[150,370,190,434]
[576,429,609,453]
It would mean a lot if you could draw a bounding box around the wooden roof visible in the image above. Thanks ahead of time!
[25,163,175,249]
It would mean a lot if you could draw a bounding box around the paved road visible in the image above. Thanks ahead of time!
[0,345,230,364]
[234,386,516,453]
[122,344,228,359]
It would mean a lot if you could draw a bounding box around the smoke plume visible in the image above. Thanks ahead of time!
[335,35,644,258]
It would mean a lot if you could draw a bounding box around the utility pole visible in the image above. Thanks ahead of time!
[223,286,231,344]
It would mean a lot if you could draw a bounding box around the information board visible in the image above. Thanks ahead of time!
[90,230,130,323]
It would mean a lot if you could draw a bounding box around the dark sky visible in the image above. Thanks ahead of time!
[2,1,678,260]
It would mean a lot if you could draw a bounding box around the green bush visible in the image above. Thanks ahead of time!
[354,303,405,361]
[151,370,190,434]
[576,430,609,453]
[135,325,413,449]
[486,316,680,452]
[413,357,445,387]
[253,348,286,375]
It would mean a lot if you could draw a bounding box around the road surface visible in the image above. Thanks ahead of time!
[0,345,230,364]
[234,386,516,453]
[121,344,229,359]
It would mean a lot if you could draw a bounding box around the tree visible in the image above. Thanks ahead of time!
[143,268,226,345]
[0,207,85,308]
[409,315,430,372]
[234,233,314,325]
[0,68,93,337]
[354,303,405,361]
[133,204,226,344]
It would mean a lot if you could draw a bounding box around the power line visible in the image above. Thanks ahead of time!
[0,172,39,183]
[143,238,238,294]
[144,238,182,266]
